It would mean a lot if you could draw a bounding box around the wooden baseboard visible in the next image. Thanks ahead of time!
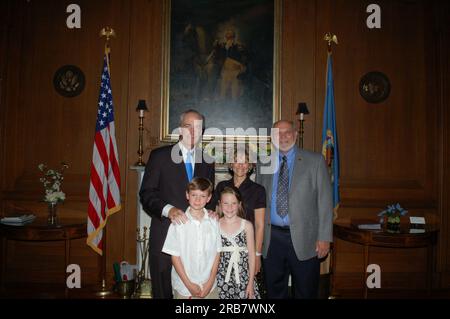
[0,282,121,299]
[331,288,450,299]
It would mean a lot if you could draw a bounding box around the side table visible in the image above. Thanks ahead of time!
[332,220,438,298]
[0,218,87,297]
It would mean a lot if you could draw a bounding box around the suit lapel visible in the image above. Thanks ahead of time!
[193,146,203,178]
[258,159,273,198]
[264,170,273,197]
[172,143,190,182]
[289,147,303,200]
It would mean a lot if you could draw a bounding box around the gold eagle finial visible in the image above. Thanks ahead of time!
[99,27,116,41]
[324,33,338,53]
[324,33,338,46]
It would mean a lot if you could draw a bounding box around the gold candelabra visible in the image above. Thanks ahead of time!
[136,100,148,166]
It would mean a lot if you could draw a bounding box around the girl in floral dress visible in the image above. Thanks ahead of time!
[216,186,260,299]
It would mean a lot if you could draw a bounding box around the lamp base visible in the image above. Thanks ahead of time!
[134,161,146,167]
[94,279,113,297]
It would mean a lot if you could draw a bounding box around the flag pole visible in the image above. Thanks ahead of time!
[323,32,338,221]
[320,32,338,299]
[94,27,116,297]
[95,228,112,297]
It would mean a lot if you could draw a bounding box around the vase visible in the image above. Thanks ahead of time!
[47,202,59,225]
[385,218,400,233]
[383,215,401,233]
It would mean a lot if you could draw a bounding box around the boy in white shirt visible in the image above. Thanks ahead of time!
[162,177,221,299]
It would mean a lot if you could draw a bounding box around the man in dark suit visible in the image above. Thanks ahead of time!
[256,120,333,298]
[139,109,215,299]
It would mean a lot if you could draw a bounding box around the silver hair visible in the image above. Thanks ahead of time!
[273,120,296,130]
[179,109,205,127]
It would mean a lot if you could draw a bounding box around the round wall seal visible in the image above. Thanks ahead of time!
[53,65,85,97]
[359,71,390,104]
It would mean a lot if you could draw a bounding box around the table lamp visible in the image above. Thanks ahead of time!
[296,102,309,148]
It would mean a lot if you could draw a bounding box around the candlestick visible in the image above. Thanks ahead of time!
[136,100,148,166]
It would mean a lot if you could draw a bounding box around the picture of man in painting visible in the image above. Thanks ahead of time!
[177,23,217,104]
[207,29,249,102]
[168,0,275,134]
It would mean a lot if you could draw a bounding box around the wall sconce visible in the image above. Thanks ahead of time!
[136,100,148,166]
[296,102,309,149]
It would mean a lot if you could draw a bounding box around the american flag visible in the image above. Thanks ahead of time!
[86,53,121,255]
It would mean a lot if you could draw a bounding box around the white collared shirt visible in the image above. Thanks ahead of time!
[162,142,196,218]
[162,207,221,297]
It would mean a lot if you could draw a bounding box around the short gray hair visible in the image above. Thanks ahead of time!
[273,120,296,130]
[179,109,205,127]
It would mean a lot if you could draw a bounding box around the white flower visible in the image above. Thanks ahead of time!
[45,191,66,203]
[38,162,69,204]
[53,181,61,191]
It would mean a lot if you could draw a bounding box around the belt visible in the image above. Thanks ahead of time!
[271,224,290,232]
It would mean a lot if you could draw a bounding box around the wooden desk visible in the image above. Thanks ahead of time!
[332,221,438,298]
[0,218,87,296]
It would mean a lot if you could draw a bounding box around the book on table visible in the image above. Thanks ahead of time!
[0,214,36,226]
[351,219,382,230]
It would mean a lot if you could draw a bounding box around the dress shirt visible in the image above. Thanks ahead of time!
[162,207,221,297]
[270,147,296,227]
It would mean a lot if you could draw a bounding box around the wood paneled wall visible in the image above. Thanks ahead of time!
[437,0,450,287]
[0,0,133,285]
[0,0,448,295]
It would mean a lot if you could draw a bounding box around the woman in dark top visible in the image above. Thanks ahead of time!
[212,149,266,276]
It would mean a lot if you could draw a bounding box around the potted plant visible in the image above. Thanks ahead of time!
[377,203,408,232]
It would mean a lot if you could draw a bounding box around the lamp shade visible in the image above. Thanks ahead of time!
[296,102,309,115]
[136,99,148,111]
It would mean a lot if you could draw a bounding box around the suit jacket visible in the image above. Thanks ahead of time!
[139,144,215,268]
[256,147,333,261]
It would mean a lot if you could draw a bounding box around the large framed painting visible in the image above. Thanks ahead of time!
[161,0,281,143]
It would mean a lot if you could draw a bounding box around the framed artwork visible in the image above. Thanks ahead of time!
[161,0,281,143]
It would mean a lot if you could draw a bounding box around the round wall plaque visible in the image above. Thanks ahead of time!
[53,65,85,97]
[359,71,390,104]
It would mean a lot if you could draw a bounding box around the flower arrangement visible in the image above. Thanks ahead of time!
[377,203,408,225]
[202,141,271,164]
[38,162,69,204]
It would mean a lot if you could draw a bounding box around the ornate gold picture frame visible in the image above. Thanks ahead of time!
[161,0,281,143]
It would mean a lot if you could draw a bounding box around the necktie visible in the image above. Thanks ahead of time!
[276,155,289,218]
[185,151,193,182]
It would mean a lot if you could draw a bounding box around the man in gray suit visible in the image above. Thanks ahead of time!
[256,120,333,298]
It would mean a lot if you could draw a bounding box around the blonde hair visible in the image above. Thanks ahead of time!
[219,186,245,218]
[187,177,213,195]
